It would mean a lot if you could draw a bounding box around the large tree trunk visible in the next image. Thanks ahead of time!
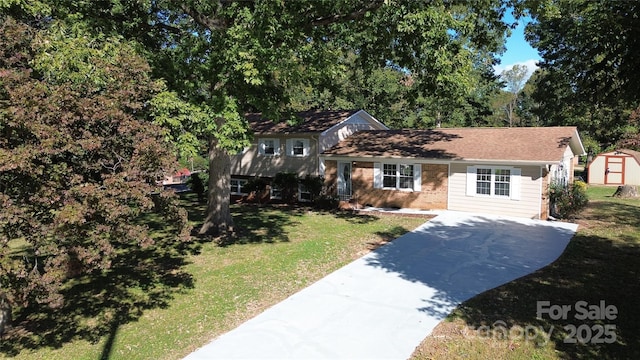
[198,136,234,236]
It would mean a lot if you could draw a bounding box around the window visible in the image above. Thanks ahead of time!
[476,168,491,195]
[467,166,520,200]
[286,138,309,157]
[383,164,397,188]
[494,169,511,196]
[293,140,305,155]
[298,184,312,202]
[399,164,414,190]
[270,185,282,199]
[376,163,421,191]
[258,138,280,156]
[230,179,247,195]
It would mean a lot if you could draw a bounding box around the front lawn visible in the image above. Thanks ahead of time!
[1,195,427,360]
[411,185,640,359]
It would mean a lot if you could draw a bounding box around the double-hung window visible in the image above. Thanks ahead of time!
[230,179,247,195]
[258,138,279,156]
[467,166,520,200]
[375,163,421,191]
[285,138,309,157]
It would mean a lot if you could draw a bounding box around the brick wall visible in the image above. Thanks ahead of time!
[540,167,550,219]
[350,162,448,210]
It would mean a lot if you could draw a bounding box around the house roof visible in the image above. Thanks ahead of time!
[247,109,361,134]
[322,127,585,163]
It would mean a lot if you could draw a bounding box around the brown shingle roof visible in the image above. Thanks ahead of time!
[247,109,359,134]
[322,127,581,163]
[617,149,640,165]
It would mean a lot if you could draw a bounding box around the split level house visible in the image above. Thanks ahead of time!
[230,110,586,219]
[229,109,389,200]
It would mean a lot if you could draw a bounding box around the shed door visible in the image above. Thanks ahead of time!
[605,156,625,185]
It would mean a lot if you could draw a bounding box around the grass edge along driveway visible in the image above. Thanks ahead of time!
[2,200,428,360]
[411,185,640,360]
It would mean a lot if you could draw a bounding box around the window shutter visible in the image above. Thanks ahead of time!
[285,139,292,156]
[373,163,382,189]
[413,164,422,191]
[303,139,310,156]
[466,166,477,196]
[510,168,521,200]
[273,139,280,155]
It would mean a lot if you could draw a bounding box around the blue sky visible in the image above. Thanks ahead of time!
[494,14,542,81]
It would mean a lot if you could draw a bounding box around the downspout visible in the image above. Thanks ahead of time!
[311,135,321,177]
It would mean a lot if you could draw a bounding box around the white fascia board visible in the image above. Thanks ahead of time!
[570,129,587,156]
[320,110,389,136]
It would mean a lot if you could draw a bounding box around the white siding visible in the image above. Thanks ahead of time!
[319,113,385,152]
[448,163,545,219]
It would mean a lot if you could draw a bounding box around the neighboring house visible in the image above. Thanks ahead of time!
[587,149,640,185]
[229,109,388,199]
[321,127,585,219]
[161,168,192,193]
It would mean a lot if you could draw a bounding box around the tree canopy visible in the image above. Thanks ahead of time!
[0,17,189,311]
[3,0,515,234]
[517,0,640,148]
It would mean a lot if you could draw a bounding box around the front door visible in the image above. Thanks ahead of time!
[337,162,352,201]
[605,156,625,185]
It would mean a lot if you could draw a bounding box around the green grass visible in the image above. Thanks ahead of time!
[411,185,640,359]
[1,195,427,360]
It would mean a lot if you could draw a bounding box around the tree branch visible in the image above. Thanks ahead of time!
[310,1,386,27]
[178,2,228,31]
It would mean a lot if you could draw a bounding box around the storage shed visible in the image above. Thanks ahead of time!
[587,149,640,185]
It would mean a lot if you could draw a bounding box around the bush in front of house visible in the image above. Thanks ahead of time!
[273,172,300,204]
[550,180,589,219]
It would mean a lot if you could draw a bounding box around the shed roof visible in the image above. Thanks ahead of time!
[247,109,360,134]
[616,149,640,165]
[322,127,585,163]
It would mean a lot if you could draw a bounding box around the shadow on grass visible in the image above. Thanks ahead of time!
[231,205,301,245]
[0,230,195,357]
[332,211,379,224]
[447,201,640,359]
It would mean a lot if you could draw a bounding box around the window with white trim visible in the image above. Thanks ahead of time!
[285,138,309,157]
[376,163,421,191]
[494,169,511,196]
[467,166,520,200]
[230,179,247,195]
[476,168,491,195]
[298,184,312,202]
[258,138,279,156]
[270,185,282,199]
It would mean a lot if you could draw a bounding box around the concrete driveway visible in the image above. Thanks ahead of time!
[184,211,578,360]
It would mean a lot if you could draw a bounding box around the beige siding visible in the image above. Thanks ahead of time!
[230,135,319,178]
[588,155,606,184]
[625,156,640,185]
[448,163,545,219]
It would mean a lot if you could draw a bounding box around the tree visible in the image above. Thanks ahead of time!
[516,0,640,144]
[500,64,528,126]
[0,17,189,313]
[522,0,640,106]
[37,0,511,236]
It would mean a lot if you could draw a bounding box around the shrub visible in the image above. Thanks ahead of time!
[550,180,589,219]
[273,172,299,204]
[299,175,324,202]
